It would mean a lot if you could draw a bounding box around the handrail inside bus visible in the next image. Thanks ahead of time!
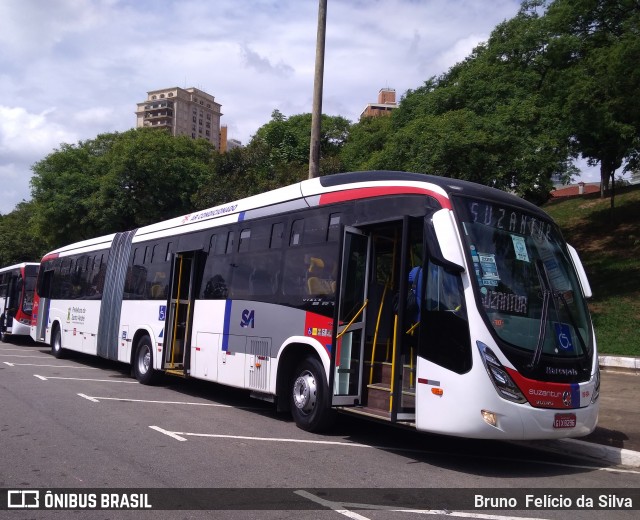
[369,283,389,385]
[336,299,368,340]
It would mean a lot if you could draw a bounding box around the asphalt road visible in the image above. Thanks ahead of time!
[1,340,638,520]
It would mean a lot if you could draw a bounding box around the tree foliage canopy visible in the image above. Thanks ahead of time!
[29,128,217,250]
[340,0,639,205]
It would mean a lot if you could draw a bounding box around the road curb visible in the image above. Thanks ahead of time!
[526,438,640,468]
[599,355,640,372]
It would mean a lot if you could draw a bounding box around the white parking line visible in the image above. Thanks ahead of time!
[0,354,47,358]
[34,374,137,383]
[149,425,373,448]
[4,362,98,369]
[0,348,43,351]
[149,425,188,442]
[78,394,233,407]
[295,490,554,520]
[147,425,640,475]
[295,490,372,520]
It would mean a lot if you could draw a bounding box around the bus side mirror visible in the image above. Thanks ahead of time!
[426,209,466,273]
[567,244,592,298]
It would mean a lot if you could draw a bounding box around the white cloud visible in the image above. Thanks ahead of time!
[73,107,116,125]
[0,106,77,159]
[0,105,79,214]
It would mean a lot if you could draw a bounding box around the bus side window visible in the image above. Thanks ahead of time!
[421,263,472,374]
[270,222,284,249]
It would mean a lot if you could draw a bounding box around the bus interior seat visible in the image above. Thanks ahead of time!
[307,257,335,295]
[151,271,167,298]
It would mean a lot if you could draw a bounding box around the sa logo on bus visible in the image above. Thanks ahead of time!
[240,309,255,328]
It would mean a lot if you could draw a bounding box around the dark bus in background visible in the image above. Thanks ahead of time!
[0,263,39,341]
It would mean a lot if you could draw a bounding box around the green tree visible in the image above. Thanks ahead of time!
[350,3,574,203]
[340,115,392,172]
[544,0,640,204]
[30,138,107,248]
[89,129,216,232]
[192,138,309,210]
[0,201,47,266]
[253,110,351,174]
[30,129,217,249]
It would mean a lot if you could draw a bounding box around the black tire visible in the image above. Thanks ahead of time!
[290,356,334,432]
[133,335,157,385]
[51,327,65,359]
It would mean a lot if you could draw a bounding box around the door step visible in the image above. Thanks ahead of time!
[337,406,416,427]
[164,368,186,377]
[367,383,416,410]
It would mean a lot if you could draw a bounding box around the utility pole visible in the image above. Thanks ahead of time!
[308,0,327,179]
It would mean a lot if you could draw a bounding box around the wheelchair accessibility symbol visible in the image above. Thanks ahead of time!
[554,323,574,351]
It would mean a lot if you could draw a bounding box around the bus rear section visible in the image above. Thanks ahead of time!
[0,263,39,341]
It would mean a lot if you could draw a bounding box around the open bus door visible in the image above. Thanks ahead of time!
[35,269,54,342]
[331,227,370,406]
[162,251,204,376]
[335,218,421,423]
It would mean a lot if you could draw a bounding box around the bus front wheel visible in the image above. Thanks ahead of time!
[133,335,157,385]
[290,356,334,432]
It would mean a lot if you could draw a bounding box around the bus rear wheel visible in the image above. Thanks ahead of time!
[290,356,334,432]
[51,327,65,359]
[133,335,157,385]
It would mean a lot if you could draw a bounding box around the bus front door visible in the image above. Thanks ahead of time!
[163,252,201,375]
[332,228,370,406]
[36,270,54,342]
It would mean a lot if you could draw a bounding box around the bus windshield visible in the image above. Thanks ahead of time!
[455,197,592,365]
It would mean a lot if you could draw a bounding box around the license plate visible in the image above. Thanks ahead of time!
[554,413,576,429]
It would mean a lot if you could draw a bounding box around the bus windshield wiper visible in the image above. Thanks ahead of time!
[530,259,590,370]
[555,290,590,359]
[529,259,552,370]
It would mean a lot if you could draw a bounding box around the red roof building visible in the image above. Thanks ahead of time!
[550,182,601,198]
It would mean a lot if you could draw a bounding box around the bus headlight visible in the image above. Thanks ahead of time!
[477,341,526,404]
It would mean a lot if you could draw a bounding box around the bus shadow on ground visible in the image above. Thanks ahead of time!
[25,345,614,478]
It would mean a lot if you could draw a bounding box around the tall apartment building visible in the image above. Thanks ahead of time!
[135,87,223,149]
[360,88,398,119]
[219,125,243,153]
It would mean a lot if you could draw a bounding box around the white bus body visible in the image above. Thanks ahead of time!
[31,172,599,439]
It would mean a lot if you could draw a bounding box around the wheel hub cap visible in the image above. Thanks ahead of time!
[293,371,317,413]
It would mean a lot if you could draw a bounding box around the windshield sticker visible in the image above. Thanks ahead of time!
[554,323,574,352]
[478,253,500,286]
[481,289,528,315]
[511,235,530,262]
[539,249,571,292]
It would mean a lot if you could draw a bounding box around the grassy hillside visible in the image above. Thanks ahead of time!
[543,185,640,356]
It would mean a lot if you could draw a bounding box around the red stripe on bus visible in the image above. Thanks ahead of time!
[318,186,452,209]
[41,253,60,262]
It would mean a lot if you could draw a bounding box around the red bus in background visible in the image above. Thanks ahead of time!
[0,263,39,341]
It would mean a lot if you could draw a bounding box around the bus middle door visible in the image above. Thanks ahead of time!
[163,251,203,376]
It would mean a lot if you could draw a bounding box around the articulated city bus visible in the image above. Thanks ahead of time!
[1,262,39,341]
[31,171,599,439]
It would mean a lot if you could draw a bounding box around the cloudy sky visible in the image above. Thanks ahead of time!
[0,0,599,215]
